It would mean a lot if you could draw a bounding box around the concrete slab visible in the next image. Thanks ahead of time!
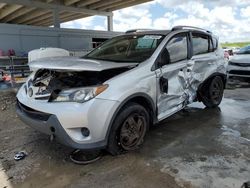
[0,87,249,188]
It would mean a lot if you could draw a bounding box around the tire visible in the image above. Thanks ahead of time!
[200,76,224,108]
[107,103,150,156]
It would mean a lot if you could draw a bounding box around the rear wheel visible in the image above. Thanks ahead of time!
[201,76,224,108]
[107,103,149,155]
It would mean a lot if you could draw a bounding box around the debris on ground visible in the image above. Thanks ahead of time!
[69,149,102,165]
[0,91,16,111]
[1,105,6,111]
[14,151,28,161]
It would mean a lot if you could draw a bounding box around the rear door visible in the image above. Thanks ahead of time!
[156,33,190,120]
[183,32,219,101]
[189,32,218,75]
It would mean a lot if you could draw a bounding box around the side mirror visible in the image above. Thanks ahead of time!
[158,48,170,67]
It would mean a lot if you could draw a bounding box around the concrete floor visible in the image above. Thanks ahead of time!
[0,83,249,188]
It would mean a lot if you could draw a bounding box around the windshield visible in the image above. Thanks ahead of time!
[237,46,250,54]
[85,34,164,63]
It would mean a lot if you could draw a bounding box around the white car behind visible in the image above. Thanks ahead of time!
[227,45,250,79]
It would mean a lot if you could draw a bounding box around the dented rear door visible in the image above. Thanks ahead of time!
[180,32,219,103]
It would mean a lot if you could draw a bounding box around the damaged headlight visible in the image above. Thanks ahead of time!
[51,84,108,103]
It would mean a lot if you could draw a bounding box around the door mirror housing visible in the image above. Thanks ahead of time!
[158,48,170,67]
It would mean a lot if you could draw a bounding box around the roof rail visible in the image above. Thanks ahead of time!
[172,26,212,34]
[125,29,154,34]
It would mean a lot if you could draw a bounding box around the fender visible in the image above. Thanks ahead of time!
[104,92,157,143]
[198,72,227,91]
[197,72,227,101]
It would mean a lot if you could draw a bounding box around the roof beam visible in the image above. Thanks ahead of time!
[25,12,76,25]
[0,4,23,19]
[77,0,100,8]
[39,13,88,26]
[64,0,80,6]
[60,14,88,23]
[0,3,7,9]
[0,0,112,16]
[107,0,152,11]
[30,12,82,26]
[99,0,136,10]
[89,0,122,10]
[24,12,53,25]
[2,7,35,22]
[12,9,51,24]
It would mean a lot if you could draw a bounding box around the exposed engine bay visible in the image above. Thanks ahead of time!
[30,67,133,99]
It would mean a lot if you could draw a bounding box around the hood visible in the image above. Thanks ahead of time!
[29,56,138,71]
[230,54,250,64]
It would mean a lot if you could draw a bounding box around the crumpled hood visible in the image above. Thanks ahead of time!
[29,56,138,71]
[230,54,250,64]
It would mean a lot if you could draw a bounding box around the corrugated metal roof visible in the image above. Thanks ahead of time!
[0,0,153,26]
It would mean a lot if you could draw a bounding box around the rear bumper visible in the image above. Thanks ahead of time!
[16,101,106,150]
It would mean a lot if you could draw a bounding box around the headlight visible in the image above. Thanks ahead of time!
[51,84,108,103]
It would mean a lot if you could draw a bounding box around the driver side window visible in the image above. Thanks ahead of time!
[166,34,188,63]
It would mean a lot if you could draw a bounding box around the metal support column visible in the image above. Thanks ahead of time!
[107,15,113,31]
[53,8,60,28]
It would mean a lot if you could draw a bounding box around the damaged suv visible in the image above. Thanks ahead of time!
[16,26,227,155]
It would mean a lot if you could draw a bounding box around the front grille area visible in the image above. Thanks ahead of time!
[230,62,250,67]
[17,100,51,121]
[229,70,250,76]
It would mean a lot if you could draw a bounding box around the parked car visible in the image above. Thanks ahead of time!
[16,26,227,155]
[227,45,250,79]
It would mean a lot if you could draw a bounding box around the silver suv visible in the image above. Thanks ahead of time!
[16,26,227,155]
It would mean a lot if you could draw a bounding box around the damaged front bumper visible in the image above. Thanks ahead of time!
[16,82,121,150]
[16,100,107,150]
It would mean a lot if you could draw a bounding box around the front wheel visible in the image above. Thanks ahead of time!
[107,103,149,155]
[200,76,224,108]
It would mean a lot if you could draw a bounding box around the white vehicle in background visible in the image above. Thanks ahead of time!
[227,45,250,79]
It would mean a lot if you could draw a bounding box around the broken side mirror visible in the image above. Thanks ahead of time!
[158,48,170,68]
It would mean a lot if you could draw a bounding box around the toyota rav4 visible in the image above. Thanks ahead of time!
[16,26,227,155]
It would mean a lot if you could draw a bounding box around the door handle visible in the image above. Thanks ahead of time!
[208,62,214,65]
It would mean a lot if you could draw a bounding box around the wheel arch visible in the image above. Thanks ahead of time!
[197,72,227,101]
[104,93,157,143]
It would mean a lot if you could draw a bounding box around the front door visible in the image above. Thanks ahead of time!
[156,33,190,121]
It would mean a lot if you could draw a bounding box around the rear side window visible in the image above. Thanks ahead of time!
[192,33,209,55]
[166,34,188,63]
